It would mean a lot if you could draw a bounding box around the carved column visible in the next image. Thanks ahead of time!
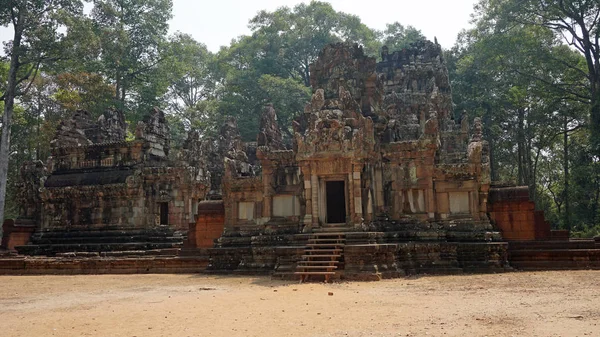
[262,164,273,218]
[311,170,319,226]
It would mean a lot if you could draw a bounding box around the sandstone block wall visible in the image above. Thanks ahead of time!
[187,201,225,248]
[1,220,36,250]
[488,186,551,240]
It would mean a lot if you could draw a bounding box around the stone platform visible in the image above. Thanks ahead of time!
[508,239,600,270]
[0,252,209,275]
[14,227,184,256]
[208,231,511,281]
[2,236,600,277]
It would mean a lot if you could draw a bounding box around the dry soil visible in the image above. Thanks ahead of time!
[0,270,599,337]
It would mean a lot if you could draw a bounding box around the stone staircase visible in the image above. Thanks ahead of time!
[508,239,600,270]
[312,223,355,233]
[15,227,184,256]
[294,232,346,282]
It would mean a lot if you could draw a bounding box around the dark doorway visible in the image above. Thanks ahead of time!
[159,202,169,225]
[326,181,346,223]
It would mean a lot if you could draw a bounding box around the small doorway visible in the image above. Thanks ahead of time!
[326,181,346,223]
[159,202,169,225]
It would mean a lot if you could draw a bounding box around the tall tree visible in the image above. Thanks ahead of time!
[477,0,600,153]
[217,1,379,140]
[0,0,83,234]
[380,22,426,51]
[161,33,217,130]
[450,9,589,230]
[248,1,379,86]
[90,0,172,116]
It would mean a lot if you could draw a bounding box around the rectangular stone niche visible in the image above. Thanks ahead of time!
[238,202,255,220]
[272,195,300,217]
[449,191,470,214]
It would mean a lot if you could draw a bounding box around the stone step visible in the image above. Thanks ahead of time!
[15,242,182,256]
[308,238,345,242]
[309,232,348,237]
[296,265,338,270]
[508,240,597,250]
[301,254,341,258]
[313,227,354,233]
[510,260,600,270]
[298,260,339,265]
[509,249,600,261]
[30,227,178,238]
[322,223,351,227]
[30,236,183,245]
[293,271,336,275]
[304,249,343,254]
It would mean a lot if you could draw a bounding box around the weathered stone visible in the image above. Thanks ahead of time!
[97,108,127,143]
[257,104,285,150]
[13,107,208,256]
[205,41,510,278]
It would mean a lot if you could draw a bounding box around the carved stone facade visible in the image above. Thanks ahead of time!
[3,41,595,277]
[13,108,208,256]
[205,41,506,277]
[218,41,492,236]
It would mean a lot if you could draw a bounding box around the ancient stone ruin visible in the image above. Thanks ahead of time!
[2,40,598,278]
[204,41,509,280]
[10,107,209,256]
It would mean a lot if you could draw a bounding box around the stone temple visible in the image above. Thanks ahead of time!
[205,41,509,279]
[10,107,209,256]
[4,40,594,279]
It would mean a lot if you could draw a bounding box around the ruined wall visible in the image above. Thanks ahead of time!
[26,108,208,233]
[488,186,551,241]
[375,41,490,222]
[187,201,225,248]
[215,41,493,236]
[220,105,303,237]
[377,40,454,141]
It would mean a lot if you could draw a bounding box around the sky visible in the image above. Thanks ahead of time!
[0,0,479,53]
[173,0,479,52]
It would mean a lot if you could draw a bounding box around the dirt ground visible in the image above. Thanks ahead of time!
[0,271,598,337]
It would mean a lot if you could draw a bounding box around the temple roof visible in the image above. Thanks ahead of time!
[45,167,134,188]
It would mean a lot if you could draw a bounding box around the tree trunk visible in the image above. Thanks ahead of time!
[115,75,121,101]
[36,92,41,160]
[525,135,533,191]
[517,108,525,185]
[591,84,600,156]
[483,107,497,181]
[532,147,542,205]
[592,177,600,228]
[302,60,310,87]
[563,115,570,230]
[0,16,24,239]
[121,84,126,105]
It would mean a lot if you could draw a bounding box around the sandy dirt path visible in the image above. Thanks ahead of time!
[0,271,599,337]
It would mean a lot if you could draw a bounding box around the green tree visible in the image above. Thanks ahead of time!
[380,22,426,51]
[476,0,600,153]
[54,71,116,116]
[161,33,218,131]
[217,1,379,140]
[248,1,379,86]
[90,0,172,117]
[450,11,589,230]
[0,0,83,233]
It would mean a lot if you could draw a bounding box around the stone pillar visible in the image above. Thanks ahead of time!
[351,164,363,226]
[312,173,319,226]
[262,165,273,218]
[470,190,480,220]
[374,164,384,211]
